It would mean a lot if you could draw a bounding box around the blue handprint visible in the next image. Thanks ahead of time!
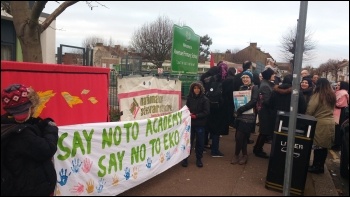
[124,167,131,180]
[166,152,171,161]
[185,125,191,132]
[146,157,152,169]
[57,168,71,186]
[96,178,106,193]
[181,145,186,151]
[71,158,83,173]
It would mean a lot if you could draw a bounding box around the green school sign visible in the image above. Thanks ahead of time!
[171,25,200,74]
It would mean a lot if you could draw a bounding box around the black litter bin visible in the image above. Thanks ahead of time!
[265,111,317,196]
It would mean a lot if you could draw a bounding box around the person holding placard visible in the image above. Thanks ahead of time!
[231,70,258,165]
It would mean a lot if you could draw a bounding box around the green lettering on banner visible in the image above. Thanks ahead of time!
[149,138,161,156]
[57,129,94,161]
[57,132,70,160]
[163,130,180,151]
[124,122,139,143]
[102,126,122,149]
[146,119,153,137]
[167,114,172,128]
[98,151,125,177]
[131,144,146,165]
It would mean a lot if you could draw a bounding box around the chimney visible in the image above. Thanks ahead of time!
[250,43,257,48]
[96,43,103,47]
[115,45,121,51]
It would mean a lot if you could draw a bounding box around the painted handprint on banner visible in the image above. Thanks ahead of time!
[57,168,71,186]
[159,152,165,163]
[124,167,131,180]
[166,151,171,161]
[132,166,139,179]
[70,182,84,195]
[86,179,94,194]
[146,157,152,169]
[112,174,120,186]
[71,158,82,173]
[96,178,106,193]
[82,158,93,173]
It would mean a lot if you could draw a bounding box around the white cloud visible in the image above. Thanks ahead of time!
[44,1,349,67]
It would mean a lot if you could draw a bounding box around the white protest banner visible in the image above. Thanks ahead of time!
[54,106,191,196]
[117,76,182,121]
[233,90,254,114]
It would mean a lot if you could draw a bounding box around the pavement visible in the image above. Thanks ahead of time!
[119,126,339,196]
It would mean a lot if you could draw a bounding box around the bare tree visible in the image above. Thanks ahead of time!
[315,59,342,80]
[82,35,106,49]
[279,25,317,69]
[1,1,107,63]
[130,15,173,68]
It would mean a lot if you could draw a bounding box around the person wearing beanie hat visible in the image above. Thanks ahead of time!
[1,83,58,196]
[253,68,276,159]
[231,69,259,165]
[2,84,40,123]
[241,70,253,81]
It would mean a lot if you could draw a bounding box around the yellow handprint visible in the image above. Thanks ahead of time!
[112,174,119,186]
[55,186,61,196]
[86,179,94,194]
[132,166,139,179]
[159,152,165,163]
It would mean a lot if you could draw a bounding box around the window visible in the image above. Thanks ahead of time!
[1,45,13,60]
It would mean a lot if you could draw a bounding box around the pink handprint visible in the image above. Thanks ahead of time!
[70,182,84,195]
[82,158,93,173]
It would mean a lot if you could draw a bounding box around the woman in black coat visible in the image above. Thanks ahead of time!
[222,67,237,129]
[205,62,228,157]
[253,68,276,158]
[270,74,307,114]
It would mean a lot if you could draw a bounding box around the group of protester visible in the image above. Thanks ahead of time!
[182,60,349,176]
[0,62,348,196]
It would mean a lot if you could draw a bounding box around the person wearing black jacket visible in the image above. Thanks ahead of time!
[222,67,237,128]
[182,81,210,168]
[269,74,307,114]
[233,61,259,144]
[231,70,258,165]
[1,84,58,196]
[253,68,276,158]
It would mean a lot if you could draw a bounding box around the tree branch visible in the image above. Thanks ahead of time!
[41,1,79,33]
[31,1,48,20]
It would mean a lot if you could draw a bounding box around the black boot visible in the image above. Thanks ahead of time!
[253,134,269,158]
[308,163,324,174]
[181,158,188,167]
[196,159,203,168]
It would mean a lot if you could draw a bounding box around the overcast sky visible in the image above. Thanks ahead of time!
[43,1,349,67]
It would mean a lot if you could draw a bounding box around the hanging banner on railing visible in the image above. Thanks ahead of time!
[54,106,191,196]
[117,76,182,121]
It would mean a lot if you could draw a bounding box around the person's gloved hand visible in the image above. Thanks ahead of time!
[190,114,197,119]
[236,108,244,115]
[38,118,56,130]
